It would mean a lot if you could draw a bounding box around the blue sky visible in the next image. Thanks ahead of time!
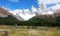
[0,0,60,10]
[0,0,39,10]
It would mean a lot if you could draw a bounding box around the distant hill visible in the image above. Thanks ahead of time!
[0,7,12,17]
[28,9,60,26]
[0,7,19,25]
[0,15,19,25]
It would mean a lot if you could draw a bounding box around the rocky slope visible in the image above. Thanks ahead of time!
[0,7,12,17]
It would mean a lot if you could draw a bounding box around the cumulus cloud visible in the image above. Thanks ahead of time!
[38,0,60,5]
[37,0,60,15]
[48,4,60,11]
[9,0,19,2]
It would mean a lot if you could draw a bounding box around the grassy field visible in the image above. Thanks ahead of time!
[0,31,4,36]
[0,25,60,36]
[0,25,15,29]
[0,29,60,36]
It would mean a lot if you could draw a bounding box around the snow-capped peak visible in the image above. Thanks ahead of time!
[9,9,36,21]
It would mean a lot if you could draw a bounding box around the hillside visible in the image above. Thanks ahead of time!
[0,15,19,25]
[0,7,19,25]
[28,9,60,26]
[0,7,60,26]
[0,7,12,15]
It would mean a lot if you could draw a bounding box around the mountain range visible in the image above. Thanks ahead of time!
[0,4,60,21]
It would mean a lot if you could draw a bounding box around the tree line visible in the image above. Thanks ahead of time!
[0,15,60,27]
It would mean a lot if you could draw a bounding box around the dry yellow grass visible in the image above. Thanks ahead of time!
[5,29,60,36]
[0,25,60,36]
[0,25,13,29]
[0,31,4,36]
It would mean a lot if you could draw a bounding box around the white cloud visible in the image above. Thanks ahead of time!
[37,0,60,15]
[38,0,60,5]
[47,11,54,14]
[9,0,19,2]
[48,4,60,11]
